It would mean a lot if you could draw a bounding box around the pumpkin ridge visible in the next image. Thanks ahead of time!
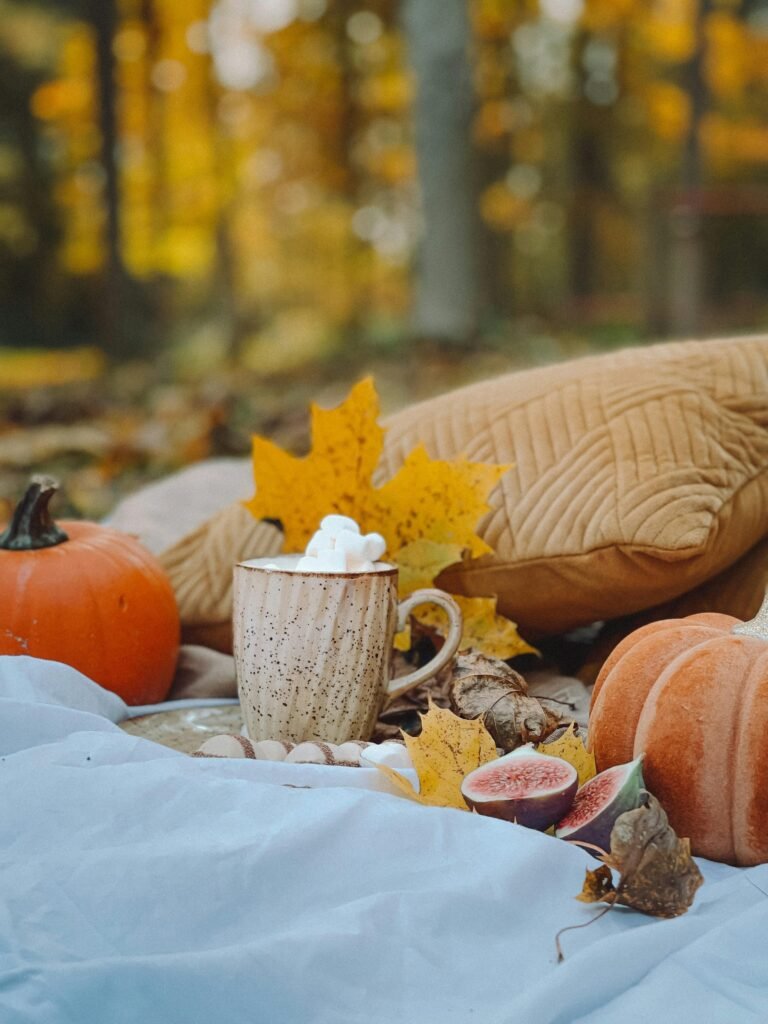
[592,618,682,702]
[590,623,725,770]
[590,604,768,865]
[81,547,108,672]
[634,634,758,863]
[732,645,768,865]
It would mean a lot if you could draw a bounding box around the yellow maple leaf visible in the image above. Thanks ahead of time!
[245,377,533,660]
[245,377,384,552]
[370,445,507,560]
[413,595,538,660]
[245,376,510,567]
[394,538,465,596]
[538,722,596,787]
[374,701,498,810]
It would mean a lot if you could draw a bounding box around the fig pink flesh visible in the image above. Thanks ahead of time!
[465,757,574,799]
[462,751,578,830]
[558,764,625,829]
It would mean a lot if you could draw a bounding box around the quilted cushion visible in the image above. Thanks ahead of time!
[379,334,768,636]
[151,334,768,650]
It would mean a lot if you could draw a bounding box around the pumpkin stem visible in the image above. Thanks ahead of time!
[0,476,69,550]
[731,589,768,643]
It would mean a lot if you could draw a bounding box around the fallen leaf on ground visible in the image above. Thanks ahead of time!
[538,721,596,787]
[449,651,562,751]
[0,346,104,391]
[576,864,616,904]
[557,792,704,961]
[600,792,704,917]
[373,699,498,809]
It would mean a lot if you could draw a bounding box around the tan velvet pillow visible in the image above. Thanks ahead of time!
[379,334,768,636]
[158,335,768,649]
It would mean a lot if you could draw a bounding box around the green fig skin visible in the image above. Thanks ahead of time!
[554,755,645,855]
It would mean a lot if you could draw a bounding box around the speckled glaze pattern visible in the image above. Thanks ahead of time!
[233,555,463,743]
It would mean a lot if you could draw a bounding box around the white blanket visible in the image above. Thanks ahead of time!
[2,656,767,1023]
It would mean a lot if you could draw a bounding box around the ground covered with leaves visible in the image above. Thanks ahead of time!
[0,340,558,524]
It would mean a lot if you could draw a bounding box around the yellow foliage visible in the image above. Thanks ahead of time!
[394,539,465,596]
[414,595,538,661]
[373,701,498,810]
[538,722,596,788]
[246,377,510,560]
[246,379,532,659]
[643,1,697,63]
[645,82,690,143]
[246,378,384,551]
[0,347,105,391]
[359,70,413,112]
[582,0,637,32]
[371,445,506,560]
[706,13,748,99]
[480,182,528,231]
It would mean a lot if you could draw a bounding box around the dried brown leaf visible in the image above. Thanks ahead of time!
[576,864,616,904]
[558,792,703,961]
[575,793,703,917]
[604,793,704,918]
[449,652,562,751]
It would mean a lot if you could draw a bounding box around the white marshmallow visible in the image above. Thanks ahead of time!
[359,741,413,771]
[320,514,360,536]
[331,531,369,559]
[316,549,348,572]
[364,532,386,561]
[306,529,335,556]
[298,549,347,572]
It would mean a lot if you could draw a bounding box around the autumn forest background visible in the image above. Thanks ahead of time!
[1,0,768,520]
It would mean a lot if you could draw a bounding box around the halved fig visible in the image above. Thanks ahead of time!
[555,755,645,855]
[461,747,578,830]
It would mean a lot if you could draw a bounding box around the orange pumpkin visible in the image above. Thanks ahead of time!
[589,598,768,866]
[0,477,180,705]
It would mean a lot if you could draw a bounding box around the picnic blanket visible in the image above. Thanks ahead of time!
[2,655,768,1023]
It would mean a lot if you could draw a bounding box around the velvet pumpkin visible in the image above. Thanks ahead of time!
[0,477,180,705]
[589,599,768,866]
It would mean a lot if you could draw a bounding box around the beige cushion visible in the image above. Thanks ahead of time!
[379,334,768,636]
[153,335,768,649]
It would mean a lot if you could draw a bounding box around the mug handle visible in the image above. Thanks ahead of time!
[385,589,463,702]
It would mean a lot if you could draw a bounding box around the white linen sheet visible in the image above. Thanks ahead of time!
[1,655,767,1024]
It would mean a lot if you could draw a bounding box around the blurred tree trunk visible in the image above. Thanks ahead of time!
[401,0,483,343]
[667,0,711,337]
[90,0,125,352]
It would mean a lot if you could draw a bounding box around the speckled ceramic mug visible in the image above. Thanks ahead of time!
[233,555,463,744]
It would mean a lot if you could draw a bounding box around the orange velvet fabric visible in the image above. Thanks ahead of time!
[590,613,768,866]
